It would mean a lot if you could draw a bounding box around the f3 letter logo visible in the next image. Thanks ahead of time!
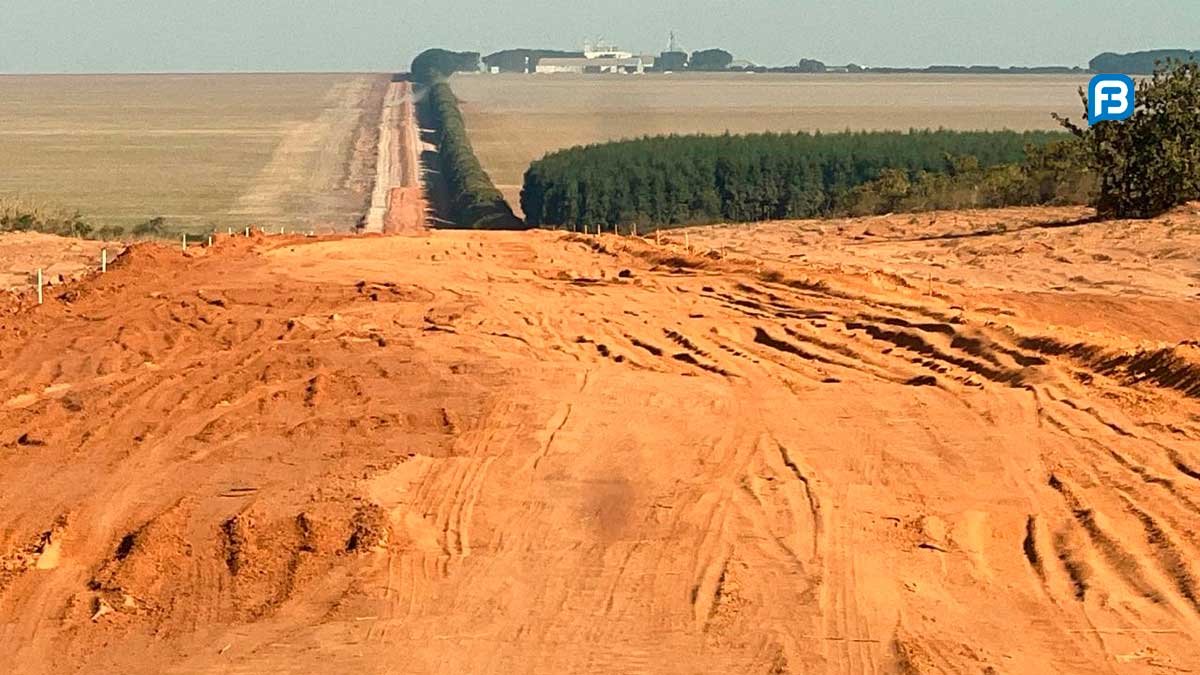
[1088,74,1135,124]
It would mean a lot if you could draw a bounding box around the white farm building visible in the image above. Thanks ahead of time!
[533,40,652,74]
[535,56,648,74]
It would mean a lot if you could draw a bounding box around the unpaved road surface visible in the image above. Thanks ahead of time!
[2,206,1199,673]
[365,80,427,234]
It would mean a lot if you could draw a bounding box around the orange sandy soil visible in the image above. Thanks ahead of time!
[1,206,1199,674]
[0,232,122,293]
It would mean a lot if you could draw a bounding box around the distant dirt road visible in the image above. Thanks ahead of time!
[366,80,427,234]
[1,205,1199,673]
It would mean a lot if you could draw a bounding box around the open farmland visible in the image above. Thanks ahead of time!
[0,73,388,233]
[449,73,1092,213]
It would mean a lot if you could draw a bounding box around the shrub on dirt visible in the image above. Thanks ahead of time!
[94,225,126,240]
[132,216,167,238]
[0,198,93,238]
[1056,60,1200,218]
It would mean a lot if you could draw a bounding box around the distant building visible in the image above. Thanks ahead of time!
[583,39,633,60]
[482,49,585,73]
[536,56,647,74]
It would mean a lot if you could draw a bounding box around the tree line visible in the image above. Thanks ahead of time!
[410,44,1196,76]
[413,49,1197,228]
[424,82,523,229]
[413,51,525,229]
[521,130,1078,228]
[1089,50,1199,75]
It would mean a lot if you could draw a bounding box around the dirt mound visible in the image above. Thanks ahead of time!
[1,205,1199,673]
[62,492,392,636]
[0,232,122,300]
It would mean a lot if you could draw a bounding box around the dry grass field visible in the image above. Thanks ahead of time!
[0,73,388,233]
[449,72,1091,213]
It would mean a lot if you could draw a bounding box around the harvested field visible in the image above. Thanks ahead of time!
[2,203,1199,673]
[0,73,389,233]
[450,72,1092,214]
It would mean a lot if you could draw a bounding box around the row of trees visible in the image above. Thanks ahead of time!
[411,49,525,229]
[411,46,1190,78]
[521,130,1071,228]
[413,49,1196,228]
[423,81,523,229]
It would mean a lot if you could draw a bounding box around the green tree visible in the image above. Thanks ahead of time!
[411,49,481,83]
[1056,60,1200,218]
[873,169,912,212]
[689,49,733,71]
[796,58,827,73]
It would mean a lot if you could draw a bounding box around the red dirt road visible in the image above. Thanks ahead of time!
[1,206,1199,673]
[366,80,427,234]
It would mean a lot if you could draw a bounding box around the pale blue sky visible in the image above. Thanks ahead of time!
[0,0,1195,73]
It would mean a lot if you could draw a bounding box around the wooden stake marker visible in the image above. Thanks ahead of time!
[101,249,107,273]
[36,268,43,305]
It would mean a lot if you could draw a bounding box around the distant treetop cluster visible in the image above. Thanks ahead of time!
[1088,49,1200,75]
